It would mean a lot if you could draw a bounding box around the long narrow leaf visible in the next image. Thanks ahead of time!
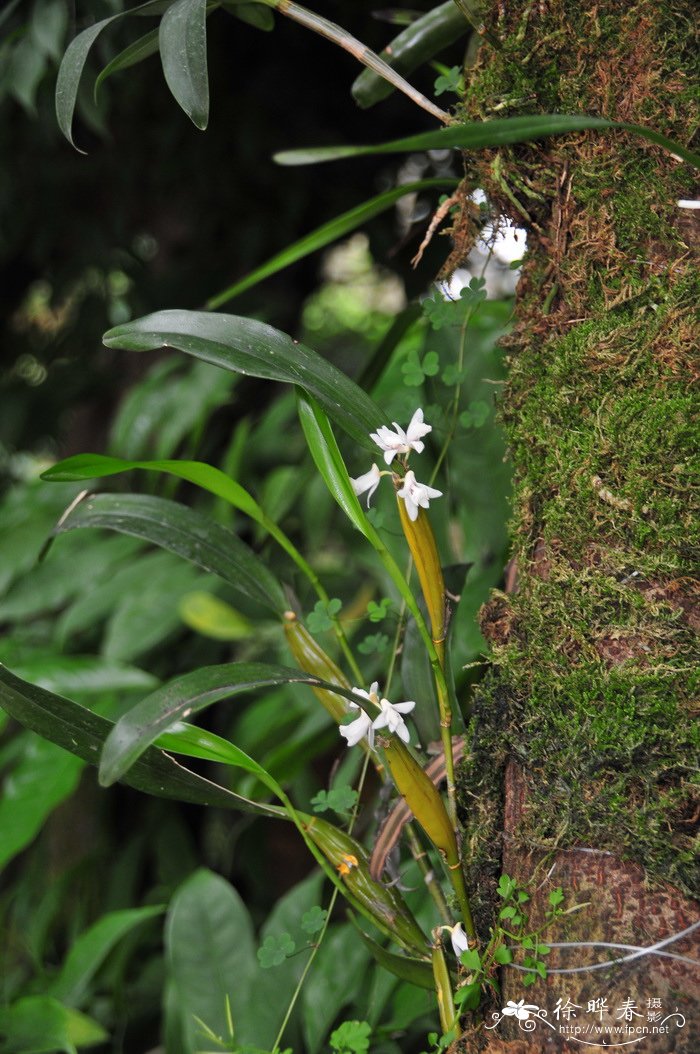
[205,178,457,308]
[273,114,700,169]
[99,661,361,786]
[0,665,278,815]
[42,454,261,521]
[103,311,385,447]
[55,0,163,149]
[296,391,370,537]
[94,28,160,100]
[48,492,287,615]
[159,0,209,129]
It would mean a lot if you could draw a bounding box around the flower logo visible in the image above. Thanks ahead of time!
[502,999,540,1021]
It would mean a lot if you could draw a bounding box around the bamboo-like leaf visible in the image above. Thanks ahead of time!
[94,28,160,100]
[351,921,434,989]
[352,2,467,109]
[48,491,287,615]
[98,661,361,786]
[0,664,277,815]
[55,0,163,150]
[273,114,700,169]
[42,453,261,520]
[159,0,209,129]
[296,391,371,536]
[103,311,385,447]
[205,178,457,308]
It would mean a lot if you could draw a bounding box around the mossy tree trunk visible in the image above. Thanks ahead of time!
[451,2,698,1049]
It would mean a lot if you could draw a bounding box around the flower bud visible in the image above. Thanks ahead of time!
[394,485,446,665]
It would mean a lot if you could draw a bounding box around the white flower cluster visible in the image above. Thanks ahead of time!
[339,681,416,748]
[351,409,442,522]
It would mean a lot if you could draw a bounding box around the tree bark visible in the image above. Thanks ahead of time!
[451,1,699,1049]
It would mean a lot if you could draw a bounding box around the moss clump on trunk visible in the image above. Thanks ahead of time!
[453,0,699,917]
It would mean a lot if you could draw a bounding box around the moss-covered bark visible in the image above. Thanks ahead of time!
[450,0,698,1046]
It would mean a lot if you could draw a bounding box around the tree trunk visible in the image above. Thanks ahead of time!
[452,1,698,1049]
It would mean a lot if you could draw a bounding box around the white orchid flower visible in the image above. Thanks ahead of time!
[350,463,382,507]
[396,470,443,521]
[370,408,432,465]
[339,682,379,748]
[450,923,469,959]
[502,999,539,1021]
[372,696,415,744]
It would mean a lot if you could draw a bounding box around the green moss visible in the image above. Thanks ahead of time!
[455,0,699,914]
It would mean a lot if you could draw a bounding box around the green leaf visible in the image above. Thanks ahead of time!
[548,887,565,907]
[205,178,456,307]
[306,598,342,634]
[227,2,275,31]
[301,927,370,1053]
[31,0,68,62]
[49,906,165,1006]
[330,1020,371,1054]
[460,948,481,972]
[351,924,433,990]
[459,400,490,429]
[103,311,384,447]
[493,944,513,965]
[0,653,158,697]
[0,733,83,872]
[273,114,700,171]
[55,0,162,150]
[296,392,370,534]
[0,664,277,815]
[48,491,287,616]
[94,28,160,100]
[498,905,516,920]
[0,997,107,1054]
[351,2,467,109]
[166,870,257,1047]
[496,874,515,899]
[42,453,261,521]
[98,661,358,787]
[159,0,209,129]
[301,906,327,935]
[257,932,296,968]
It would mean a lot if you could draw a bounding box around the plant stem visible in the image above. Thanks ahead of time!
[272,753,371,1052]
[261,0,451,124]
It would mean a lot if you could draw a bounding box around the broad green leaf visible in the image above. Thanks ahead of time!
[301,925,370,1054]
[0,533,139,623]
[49,906,165,1005]
[179,591,253,639]
[205,178,456,308]
[48,492,287,616]
[159,0,209,129]
[103,310,385,447]
[0,734,83,872]
[273,114,700,170]
[98,661,359,786]
[0,997,106,1054]
[102,562,214,662]
[0,664,276,815]
[94,28,160,100]
[352,2,466,109]
[352,924,434,990]
[0,654,158,697]
[55,0,163,150]
[166,870,258,1049]
[56,551,186,645]
[296,392,369,537]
